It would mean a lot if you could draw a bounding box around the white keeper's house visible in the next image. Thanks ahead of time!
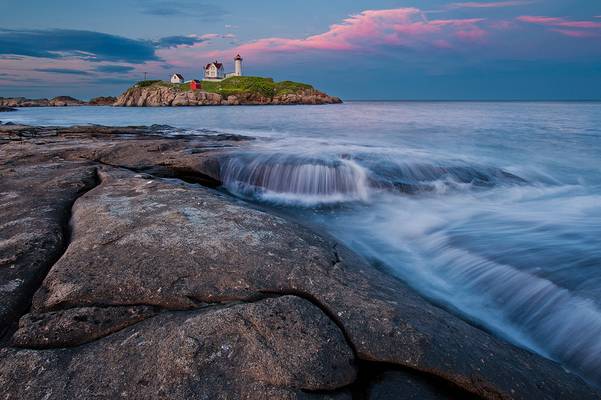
[204,54,243,81]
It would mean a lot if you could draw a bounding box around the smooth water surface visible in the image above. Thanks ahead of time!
[5,102,601,385]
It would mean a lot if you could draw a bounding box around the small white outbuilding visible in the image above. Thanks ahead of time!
[170,73,185,84]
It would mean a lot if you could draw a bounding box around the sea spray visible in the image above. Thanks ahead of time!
[309,185,601,386]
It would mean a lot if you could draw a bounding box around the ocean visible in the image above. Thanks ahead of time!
[4,101,601,385]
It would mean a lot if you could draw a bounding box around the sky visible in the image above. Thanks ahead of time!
[0,0,600,100]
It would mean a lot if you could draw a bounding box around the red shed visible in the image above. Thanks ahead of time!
[190,80,202,91]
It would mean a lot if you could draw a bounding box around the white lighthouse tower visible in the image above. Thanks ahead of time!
[234,54,243,76]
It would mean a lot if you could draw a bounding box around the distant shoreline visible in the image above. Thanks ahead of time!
[345,99,601,103]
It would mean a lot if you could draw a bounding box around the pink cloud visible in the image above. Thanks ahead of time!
[430,18,486,26]
[517,16,601,29]
[159,8,489,65]
[450,1,533,8]
[456,27,488,40]
[198,33,236,40]
[551,29,600,38]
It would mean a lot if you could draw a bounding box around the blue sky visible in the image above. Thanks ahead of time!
[0,0,600,100]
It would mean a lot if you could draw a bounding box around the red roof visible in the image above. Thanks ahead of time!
[205,62,223,70]
[234,54,243,61]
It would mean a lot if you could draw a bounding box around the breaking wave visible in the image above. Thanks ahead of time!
[220,153,370,205]
[219,151,527,205]
[310,184,601,387]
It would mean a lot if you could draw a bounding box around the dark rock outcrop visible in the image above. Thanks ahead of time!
[353,364,479,400]
[0,97,50,107]
[0,124,598,400]
[0,106,17,112]
[114,86,342,106]
[0,96,102,107]
[88,96,117,106]
[49,96,85,106]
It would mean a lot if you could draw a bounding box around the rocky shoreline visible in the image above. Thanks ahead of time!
[0,123,598,399]
[114,85,342,106]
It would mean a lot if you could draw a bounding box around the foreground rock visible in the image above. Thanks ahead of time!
[0,155,98,338]
[12,305,157,348]
[114,85,342,106]
[0,124,598,399]
[2,296,355,399]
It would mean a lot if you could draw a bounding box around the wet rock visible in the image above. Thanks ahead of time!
[357,366,477,400]
[0,296,356,399]
[0,106,17,112]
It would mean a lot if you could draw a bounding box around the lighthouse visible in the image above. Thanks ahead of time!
[234,54,243,77]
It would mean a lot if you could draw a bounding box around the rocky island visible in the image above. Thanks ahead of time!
[114,76,342,106]
[0,122,598,399]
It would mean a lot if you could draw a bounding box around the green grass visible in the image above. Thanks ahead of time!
[134,77,314,98]
[274,80,313,95]
[135,80,163,88]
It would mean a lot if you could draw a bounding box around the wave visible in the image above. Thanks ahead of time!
[220,153,370,205]
[316,185,601,387]
[359,157,527,194]
[219,151,527,205]
[422,230,601,385]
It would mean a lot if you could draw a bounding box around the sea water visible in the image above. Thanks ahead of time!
[5,101,601,385]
